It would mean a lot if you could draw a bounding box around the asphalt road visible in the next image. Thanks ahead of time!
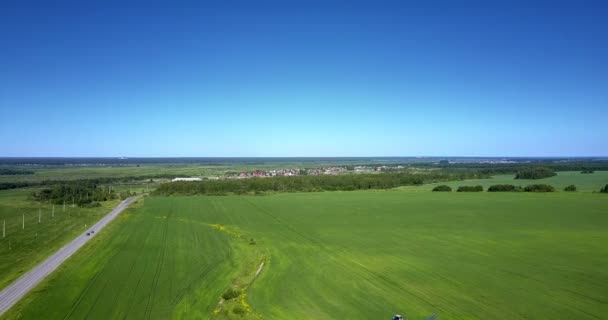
[0,195,142,316]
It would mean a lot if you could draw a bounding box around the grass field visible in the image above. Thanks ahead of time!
[404,171,608,192]
[0,160,370,183]
[0,189,120,290]
[0,165,215,183]
[4,189,607,319]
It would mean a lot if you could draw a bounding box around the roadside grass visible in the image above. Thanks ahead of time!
[0,188,119,289]
[4,191,607,320]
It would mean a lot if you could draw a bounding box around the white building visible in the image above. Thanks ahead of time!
[171,177,203,182]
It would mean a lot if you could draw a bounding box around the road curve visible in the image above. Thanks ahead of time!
[0,195,142,315]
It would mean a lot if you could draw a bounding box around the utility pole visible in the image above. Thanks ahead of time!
[3,219,5,238]
[22,213,25,229]
[39,208,41,223]
[52,205,55,218]
[63,200,66,212]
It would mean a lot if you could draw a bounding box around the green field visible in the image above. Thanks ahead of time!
[404,171,608,192]
[4,189,607,319]
[0,189,120,289]
[0,160,370,184]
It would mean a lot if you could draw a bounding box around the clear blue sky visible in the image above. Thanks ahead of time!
[1,0,606,157]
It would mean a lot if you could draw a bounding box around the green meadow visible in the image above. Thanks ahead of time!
[405,170,608,192]
[4,189,607,319]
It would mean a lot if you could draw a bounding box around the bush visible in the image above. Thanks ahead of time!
[232,306,246,316]
[601,184,608,193]
[581,170,595,174]
[564,185,577,192]
[432,185,452,192]
[524,184,555,192]
[488,184,519,192]
[515,167,556,180]
[457,185,483,192]
[222,288,241,300]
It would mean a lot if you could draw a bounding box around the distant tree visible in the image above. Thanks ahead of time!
[564,185,577,192]
[457,185,483,192]
[601,184,608,193]
[524,184,555,192]
[581,170,594,174]
[439,160,450,165]
[515,167,556,180]
[432,185,452,192]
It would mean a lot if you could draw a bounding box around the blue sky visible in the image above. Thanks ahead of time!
[1,0,606,157]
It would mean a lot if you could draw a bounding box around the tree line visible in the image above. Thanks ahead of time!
[433,184,560,192]
[417,161,608,175]
[514,167,556,179]
[0,173,189,191]
[154,171,488,196]
[0,168,34,175]
[32,181,118,207]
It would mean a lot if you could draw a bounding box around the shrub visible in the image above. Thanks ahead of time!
[581,170,595,174]
[488,184,519,192]
[564,185,577,192]
[232,306,246,316]
[515,167,556,180]
[524,184,555,192]
[457,185,483,192]
[80,202,102,208]
[432,185,452,192]
[601,184,608,193]
[222,288,241,300]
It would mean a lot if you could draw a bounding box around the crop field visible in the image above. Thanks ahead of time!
[4,188,607,319]
[0,189,120,289]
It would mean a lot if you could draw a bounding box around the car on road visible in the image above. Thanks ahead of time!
[86,232,90,236]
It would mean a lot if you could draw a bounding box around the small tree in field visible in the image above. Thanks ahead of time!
[564,185,577,192]
[432,185,452,192]
[457,185,483,192]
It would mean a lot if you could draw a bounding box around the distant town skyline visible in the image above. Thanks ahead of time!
[1,1,607,157]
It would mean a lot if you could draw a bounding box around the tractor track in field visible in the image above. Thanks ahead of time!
[0,196,141,317]
[244,198,461,319]
[65,210,140,320]
[144,208,170,319]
